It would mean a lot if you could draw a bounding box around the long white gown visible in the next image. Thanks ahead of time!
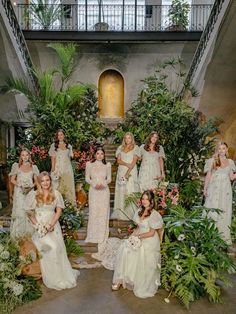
[85,161,111,248]
[204,158,236,244]
[112,145,140,220]
[138,144,165,192]
[10,163,39,239]
[49,143,76,204]
[113,210,163,298]
[27,190,79,290]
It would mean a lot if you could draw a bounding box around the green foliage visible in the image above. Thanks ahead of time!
[179,179,202,209]
[113,58,220,183]
[161,206,236,308]
[168,0,190,30]
[0,233,42,314]
[64,238,84,257]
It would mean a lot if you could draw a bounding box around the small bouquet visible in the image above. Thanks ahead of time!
[118,176,127,186]
[51,171,60,182]
[19,179,34,195]
[126,235,142,250]
[34,222,47,238]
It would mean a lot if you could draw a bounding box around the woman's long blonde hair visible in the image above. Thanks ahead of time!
[36,171,55,206]
[18,148,33,166]
[211,141,228,171]
[121,132,135,151]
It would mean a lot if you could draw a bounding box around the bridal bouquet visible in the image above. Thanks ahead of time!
[126,235,142,250]
[19,179,34,195]
[34,222,47,238]
[118,176,127,186]
[51,171,60,181]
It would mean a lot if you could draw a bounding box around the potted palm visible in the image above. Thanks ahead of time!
[167,0,190,31]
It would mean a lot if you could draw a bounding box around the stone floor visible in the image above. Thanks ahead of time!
[14,267,236,314]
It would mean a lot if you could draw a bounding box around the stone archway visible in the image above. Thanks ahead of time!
[98,69,124,118]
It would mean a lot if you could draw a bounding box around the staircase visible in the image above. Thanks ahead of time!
[77,143,131,254]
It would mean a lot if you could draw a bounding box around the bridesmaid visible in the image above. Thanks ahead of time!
[139,131,165,192]
[49,129,76,204]
[112,132,140,220]
[27,171,79,290]
[204,141,236,245]
[112,190,163,298]
[85,147,111,260]
[9,148,39,239]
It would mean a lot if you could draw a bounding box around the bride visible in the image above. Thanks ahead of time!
[27,171,79,290]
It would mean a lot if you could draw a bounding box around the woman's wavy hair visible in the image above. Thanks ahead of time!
[18,148,33,166]
[36,171,55,206]
[212,141,228,171]
[138,190,156,218]
[121,132,135,151]
[144,131,160,152]
[54,129,69,151]
[91,146,107,165]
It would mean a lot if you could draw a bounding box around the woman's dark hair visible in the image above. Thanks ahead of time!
[54,129,69,151]
[138,190,155,218]
[144,131,160,152]
[91,146,107,165]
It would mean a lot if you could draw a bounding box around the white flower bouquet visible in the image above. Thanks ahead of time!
[34,222,47,238]
[51,171,60,182]
[118,176,127,186]
[126,235,142,250]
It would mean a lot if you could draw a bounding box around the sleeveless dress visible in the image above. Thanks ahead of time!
[138,144,165,191]
[112,145,140,220]
[204,158,236,244]
[27,190,79,290]
[9,163,39,239]
[49,143,76,204]
[113,210,163,298]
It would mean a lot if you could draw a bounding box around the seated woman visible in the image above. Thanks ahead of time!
[112,190,163,298]
[27,171,79,290]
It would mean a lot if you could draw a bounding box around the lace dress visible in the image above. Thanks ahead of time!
[204,158,236,244]
[113,210,163,298]
[138,144,165,191]
[85,161,111,248]
[9,163,39,239]
[27,190,79,290]
[49,143,76,204]
[112,145,140,220]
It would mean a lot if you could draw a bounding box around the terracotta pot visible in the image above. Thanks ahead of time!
[75,183,88,209]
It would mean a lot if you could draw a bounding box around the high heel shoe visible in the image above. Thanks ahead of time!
[111,283,121,291]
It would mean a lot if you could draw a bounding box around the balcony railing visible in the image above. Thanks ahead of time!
[15,4,212,32]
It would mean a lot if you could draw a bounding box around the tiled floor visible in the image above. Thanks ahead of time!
[13,268,236,314]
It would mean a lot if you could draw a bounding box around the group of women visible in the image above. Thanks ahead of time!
[8,127,236,298]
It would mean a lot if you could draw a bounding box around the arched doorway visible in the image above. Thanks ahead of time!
[98,70,124,118]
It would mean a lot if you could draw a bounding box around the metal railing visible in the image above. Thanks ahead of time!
[185,0,225,85]
[15,3,212,32]
[1,0,37,88]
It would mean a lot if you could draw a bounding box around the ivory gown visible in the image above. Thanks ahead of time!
[204,158,236,244]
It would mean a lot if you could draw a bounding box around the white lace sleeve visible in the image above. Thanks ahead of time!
[148,210,163,229]
[68,144,73,158]
[159,145,165,159]
[134,145,141,158]
[85,162,96,188]
[204,158,213,173]
[229,159,236,172]
[48,143,56,157]
[115,145,122,158]
[32,165,40,176]
[106,163,112,185]
[9,162,19,176]
[55,190,65,209]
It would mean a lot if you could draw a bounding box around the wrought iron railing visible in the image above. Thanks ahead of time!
[15,3,212,32]
[185,0,225,85]
[1,0,37,88]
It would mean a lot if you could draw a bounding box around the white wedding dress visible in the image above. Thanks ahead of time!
[112,145,140,220]
[27,190,79,290]
[10,163,39,239]
[49,143,76,204]
[204,158,236,244]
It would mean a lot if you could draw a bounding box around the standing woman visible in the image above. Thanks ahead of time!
[49,129,76,204]
[9,149,39,239]
[139,131,165,192]
[27,171,79,290]
[85,147,111,259]
[204,141,236,245]
[112,132,140,220]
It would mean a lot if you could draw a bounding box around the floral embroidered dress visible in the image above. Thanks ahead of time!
[10,163,39,239]
[112,145,140,220]
[138,144,165,192]
[113,210,163,298]
[204,158,236,244]
[49,143,75,204]
[85,161,111,247]
[27,190,79,290]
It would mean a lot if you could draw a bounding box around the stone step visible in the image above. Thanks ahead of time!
[77,226,129,240]
[77,240,98,253]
